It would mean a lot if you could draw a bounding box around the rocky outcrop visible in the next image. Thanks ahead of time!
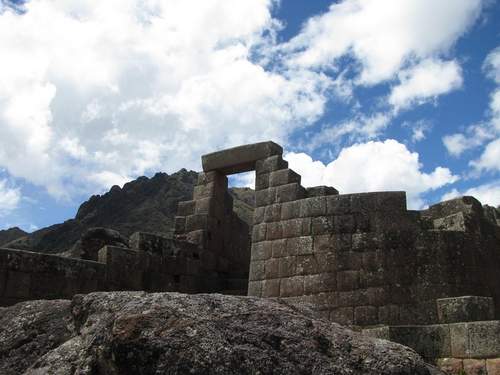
[0,291,440,374]
[0,299,73,375]
[0,227,26,246]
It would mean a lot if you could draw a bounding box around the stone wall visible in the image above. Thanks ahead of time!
[0,247,106,306]
[174,141,500,328]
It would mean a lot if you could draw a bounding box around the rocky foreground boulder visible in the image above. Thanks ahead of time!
[0,292,441,374]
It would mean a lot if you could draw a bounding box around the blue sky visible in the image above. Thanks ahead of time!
[0,0,499,231]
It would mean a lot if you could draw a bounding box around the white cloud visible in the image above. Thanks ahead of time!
[0,0,330,199]
[303,112,391,152]
[284,0,481,85]
[441,180,500,207]
[389,59,463,111]
[0,179,21,216]
[470,137,500,173]
[286,139,458,209]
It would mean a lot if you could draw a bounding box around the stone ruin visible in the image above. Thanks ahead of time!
[1,141,500,373]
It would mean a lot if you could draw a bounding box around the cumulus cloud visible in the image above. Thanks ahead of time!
[285,139,458,209]
[0,0,331,199]
[0,179,21,216]
[0,0,484,204]
[442,180,500,207]
[389,59,463,111]
[284,0,481,85]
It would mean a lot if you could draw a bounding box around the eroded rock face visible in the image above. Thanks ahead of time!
[0,292,441,374]
[0,300,73,375]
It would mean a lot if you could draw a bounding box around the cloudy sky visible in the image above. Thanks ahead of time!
[0,0,499,231]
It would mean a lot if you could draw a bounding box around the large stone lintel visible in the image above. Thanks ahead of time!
[201,141,283,174]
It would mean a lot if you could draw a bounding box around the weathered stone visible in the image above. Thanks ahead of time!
[280,200,301,220]
[271,239,287,258]
[437,296,495,324]
[280,276,304,297]
[249,260,265,281]
[463,359,486,375]
[330,307,354,326]
[354,306,378,326]
[282,218,311,238]
[279,256,296,278]
[264,204,282,222]
[487,359,500,375]
[264,258,280,279]
[268,169,301,188]
[304,273,336,294]
[287,236,313,255]
[261,278,280,297]
[436,358,463,374]
[0,292,439,375]
[251,241,272,261]
[202,141,282,174]
[337,270,360,291]
[275,183,306,203]
[177,200,196,216]
[255,187,276,207]
[252,223,267,242]
[255,154,288,174]
[300,197,327,217]
[311,216,333,235]
[306,186,339,197]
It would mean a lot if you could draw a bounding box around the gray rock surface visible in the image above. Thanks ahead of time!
[0,291,441,374]
[0,299,73,375]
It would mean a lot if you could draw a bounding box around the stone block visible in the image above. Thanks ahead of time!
[354,306,378,326]
[338,290,369,307]
[266,222,283,240]
[337,270,359,291]
[386,325,452,359]
[306,186,339,197]
[252,223,267,243]
[330,307,354,326]
[174,216,186,233]
[264,258,280,279]
[251,241,272,261]
[247,280,262,296]
[313,234,332,253]
[185,229,207,246]
[287,236,313,255]
[315,252,337,273]
[255,172,270,190]
[262,279,280,297]
[185,214,209,232]
[255,187,276,207]
[487,359,500,375]
[336,252,361,271]
[326,195,351,215]
[202,141,282,174]
[354,213,371,233]
[196,170,227,186]
[255,154,288,174]
[280,276,304,297]
[253,206,265,224]
[436,358,463,374]
[304,273,336,294]
[275,183,306,203]
[282,218,311,238]
[279,256,296,278]
[300,197,327,217]
[269,169,301,187]
[177,200,195,216]
[437,296,495,324]
[378,305,400,325]
[311,216,334,235]
[249,260,265,281]
[463,359,486,375]
[264,204,282,222]
[193,182,221,200]
[99,246,144,290]
[333,214,356,233]
[281,200,301,220]
[296,255,319,276]
[271,239,287,258]
[375,191,407,212]
[450,321,500,358]
[330,234,352,252]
